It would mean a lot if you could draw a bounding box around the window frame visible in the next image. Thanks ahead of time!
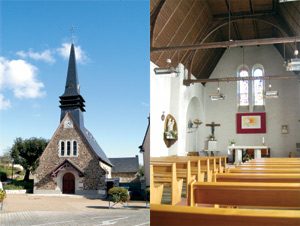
[58,140,78,157]
[59,140,65,156]
[252,64,265,110]
[237,64,250,109]
[72,140,78,156]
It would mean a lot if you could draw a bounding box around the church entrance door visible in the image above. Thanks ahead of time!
[63,172,75,194]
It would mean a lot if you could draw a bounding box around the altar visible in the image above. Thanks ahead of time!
[228,146,270,164]
[203,140,219,156]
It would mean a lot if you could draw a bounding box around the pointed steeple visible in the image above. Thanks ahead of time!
[63,44,80,96]
[59,44,85,127]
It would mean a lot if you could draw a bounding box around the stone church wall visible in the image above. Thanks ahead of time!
[34,116,107,194]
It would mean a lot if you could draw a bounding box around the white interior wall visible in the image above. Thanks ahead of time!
[205,45,300,157]
[150,46,300,158]
[150,62,206,157]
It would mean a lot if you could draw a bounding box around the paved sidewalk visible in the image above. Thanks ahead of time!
[0,194,149,226]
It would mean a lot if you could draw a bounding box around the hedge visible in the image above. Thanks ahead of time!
[108,187,129,204]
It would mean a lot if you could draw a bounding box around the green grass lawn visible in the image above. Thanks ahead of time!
[0,164,32,191]
[3,179,33,191]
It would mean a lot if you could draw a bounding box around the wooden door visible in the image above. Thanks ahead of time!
[63,172,75,194]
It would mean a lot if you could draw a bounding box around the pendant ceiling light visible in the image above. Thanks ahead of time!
[264,78,279,98]
[210,82,225,101]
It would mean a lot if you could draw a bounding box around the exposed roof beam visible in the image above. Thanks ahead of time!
[183,75,299,86]
[213,10,276,20]
[151,36,300,52]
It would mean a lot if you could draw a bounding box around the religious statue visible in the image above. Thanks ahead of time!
[164,115,177,140]
[167,118,174,132]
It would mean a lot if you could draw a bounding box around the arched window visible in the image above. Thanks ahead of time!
[252,65,265,106]
[237,66,249,106]
[73,141,77,156]
[67,141,71,156]
[60,141,65,156]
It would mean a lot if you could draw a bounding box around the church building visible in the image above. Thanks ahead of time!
[34,44,112,196]
[150,0,300,159]
[150,0,300,224]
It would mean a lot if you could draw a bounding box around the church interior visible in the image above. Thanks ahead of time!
[150,0,300,225]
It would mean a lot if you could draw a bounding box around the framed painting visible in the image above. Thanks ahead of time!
[236,112,266,134]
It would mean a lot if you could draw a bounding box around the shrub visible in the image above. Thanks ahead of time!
[0,172,7,182]
[3,179,33,191]
[0,189,6,202]
[108,187,129,204]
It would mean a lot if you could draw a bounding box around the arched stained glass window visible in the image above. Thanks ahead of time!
[238,66,249,106]
[253,65,265,106]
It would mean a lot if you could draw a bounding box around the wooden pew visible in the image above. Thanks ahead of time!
[151,156,227,182]
[249,158,300,161]
[248,158,300,163]
[151,157,209,182]
[237,164,300,168]
[188,181,300,208]
[228,168,300,174]
[151,204,300,226]
[150,165,164,204]
[151,162,183,205]
[151,159,195,193]
[242,162,300,166]
[215,173,300,183]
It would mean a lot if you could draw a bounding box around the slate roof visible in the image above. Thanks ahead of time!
[81,127,112,167]
[108,156,139,173]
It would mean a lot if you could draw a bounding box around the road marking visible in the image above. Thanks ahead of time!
[133,222,150,226]
[95,216,129,225]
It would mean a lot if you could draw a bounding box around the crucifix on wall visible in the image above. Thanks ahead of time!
[206,122,220,140]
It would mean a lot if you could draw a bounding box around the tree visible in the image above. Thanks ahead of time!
[11,137,48,181]
[137,165,144,178]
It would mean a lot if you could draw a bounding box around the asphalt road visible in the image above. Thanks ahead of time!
[0,194,149,226]
[0,208,150,226]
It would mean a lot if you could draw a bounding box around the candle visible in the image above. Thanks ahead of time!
[262,137,265,144]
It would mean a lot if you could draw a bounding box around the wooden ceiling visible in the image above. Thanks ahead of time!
[150,0,300,80]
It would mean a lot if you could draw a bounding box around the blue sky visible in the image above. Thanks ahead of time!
[0,0,149,162]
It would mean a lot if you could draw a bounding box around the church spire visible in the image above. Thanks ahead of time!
[63,44,80,96]
[59,44,85,127]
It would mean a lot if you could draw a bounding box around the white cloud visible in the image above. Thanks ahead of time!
[0,94,11,110]
[57,43,87,63]
[0,57,45,106]
[16,49,55,64]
